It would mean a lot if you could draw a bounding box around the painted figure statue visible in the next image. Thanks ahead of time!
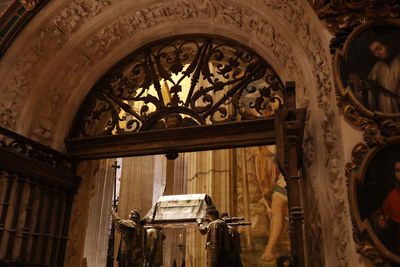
[112,209,146,267]
[221,212,243,267]
[197,207,231,267]
[145,226,166,267]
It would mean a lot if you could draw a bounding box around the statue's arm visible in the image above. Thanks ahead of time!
[197,218,208,235]
[111,209,123,231]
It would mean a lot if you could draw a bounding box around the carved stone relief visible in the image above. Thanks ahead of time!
[0,0,303,143]
[261,1,354,265]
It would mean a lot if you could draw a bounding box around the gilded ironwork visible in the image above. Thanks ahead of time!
[72,35,284,137]
[333,20,400,144]
[347,139,400,265]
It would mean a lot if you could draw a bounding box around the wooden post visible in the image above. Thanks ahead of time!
[51,189,66,266]
[5,175,26,260]
[241,148,253,249]
[20,180,37,261]
[41,186,56,264]
[30,183,47,263]
[275,82,306,267]
[0,174,15,248]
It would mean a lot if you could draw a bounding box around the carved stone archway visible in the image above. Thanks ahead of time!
[0,0,358,266]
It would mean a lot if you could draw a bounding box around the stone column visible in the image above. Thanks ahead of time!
[185,149,233,267]
[64,160,101,267]
[82,158,115,267]
[163,154,186,267]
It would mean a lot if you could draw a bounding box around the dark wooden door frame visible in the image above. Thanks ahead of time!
[65,117,276,160]
[65,83,307,267]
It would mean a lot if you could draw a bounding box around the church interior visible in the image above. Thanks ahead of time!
[0,1,400,266]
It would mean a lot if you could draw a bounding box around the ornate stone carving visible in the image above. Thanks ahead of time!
[31,53,93,144]
[345,143,368,179]
[263,1,351,265]
[354,232,389,267]
[83,22,124,61]
[329,23,361,54]
[310,0,400,33]
[1,0,306,142]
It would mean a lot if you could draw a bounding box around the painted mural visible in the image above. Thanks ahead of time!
[235,145,291,266]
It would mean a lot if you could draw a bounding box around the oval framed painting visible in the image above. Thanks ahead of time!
[334,20,400,123]
[348,139,400,264]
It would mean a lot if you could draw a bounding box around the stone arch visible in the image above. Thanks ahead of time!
[0,0,316,150]
[0,0,361,266]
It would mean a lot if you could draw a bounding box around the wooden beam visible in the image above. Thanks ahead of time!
[65,118,276,160]
[0,150,80,189]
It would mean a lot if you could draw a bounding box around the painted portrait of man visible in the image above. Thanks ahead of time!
[356,144,400,257]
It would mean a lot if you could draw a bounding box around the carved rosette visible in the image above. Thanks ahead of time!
[347,138,400,265]
[333,20,400,146]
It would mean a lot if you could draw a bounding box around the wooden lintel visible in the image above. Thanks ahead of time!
[65,118,276,159]
[0,150,80,189]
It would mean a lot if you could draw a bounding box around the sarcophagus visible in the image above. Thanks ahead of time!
[144,193,213,228]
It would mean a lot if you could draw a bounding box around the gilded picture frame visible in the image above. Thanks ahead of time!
[334,20,400,134]
[348,138,400,265]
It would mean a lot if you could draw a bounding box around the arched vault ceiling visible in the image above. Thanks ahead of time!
[0,0,323,150]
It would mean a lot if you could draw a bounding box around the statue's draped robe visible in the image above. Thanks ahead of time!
[228,226,243,267]
[115,219,146,267]
[146,228,165,267]
[199,219,231,267]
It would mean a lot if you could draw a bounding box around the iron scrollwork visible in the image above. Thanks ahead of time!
[0,126,74,171]
[72,35,285,137]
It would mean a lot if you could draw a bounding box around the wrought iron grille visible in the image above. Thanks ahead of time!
[0,126,74,171]
[72,35,285,137]
[0,126,79,266]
